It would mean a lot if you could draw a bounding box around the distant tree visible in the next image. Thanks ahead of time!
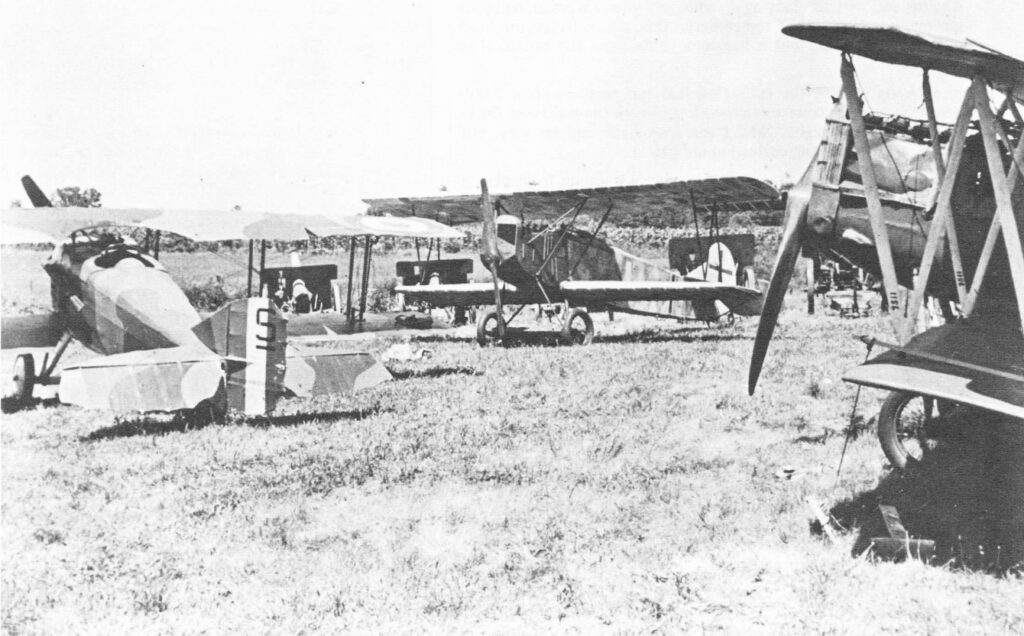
[9,199,21,208]
[51,186,102,207]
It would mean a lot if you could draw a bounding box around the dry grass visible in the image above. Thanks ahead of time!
[2,249,1023,634]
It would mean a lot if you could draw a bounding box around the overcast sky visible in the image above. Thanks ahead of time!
[1,1,1021,212]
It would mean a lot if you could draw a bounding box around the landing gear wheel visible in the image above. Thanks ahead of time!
[878,391,940,470]
[476,309,504,347]
[11,354,36,407]
[561,308,594,346]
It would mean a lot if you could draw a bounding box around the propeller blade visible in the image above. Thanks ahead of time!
[479,178,500,266]
[21,175,53,207]
[748,189,810,395]
[479,179,506,339]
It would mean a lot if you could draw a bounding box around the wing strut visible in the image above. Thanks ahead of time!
[840,54,905,340]
[904,81,975,329]
[971,78,1024,334]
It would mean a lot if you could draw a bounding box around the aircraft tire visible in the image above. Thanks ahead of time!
[561,308,594,346]
[878,391,939,470]
[11,354,35,407]
[476,309,503,347]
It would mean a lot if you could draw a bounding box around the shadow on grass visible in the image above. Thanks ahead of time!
[412,327,750,347]
[388,365,482,381]
[594,329,749,345]
[830,413,1024,575]
[81,407,390,442]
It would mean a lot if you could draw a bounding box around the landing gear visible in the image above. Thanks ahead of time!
[877,391,949,469]
[476,309,504,347]
[11,354,36,406]
[561,307,594,346]
[5,332,73,411]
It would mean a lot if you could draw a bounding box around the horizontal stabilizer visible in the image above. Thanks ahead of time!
[284,346,392,397]
[1,313,62,349]
[60,346,223,412]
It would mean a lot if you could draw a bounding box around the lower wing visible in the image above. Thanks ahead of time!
[559,281,764,316]
[396,282,545,306]
[843,321,1024,419]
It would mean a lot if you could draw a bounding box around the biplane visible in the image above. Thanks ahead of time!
[375,177,778,345]
[749,25,1024,468]
[0,177,457,418]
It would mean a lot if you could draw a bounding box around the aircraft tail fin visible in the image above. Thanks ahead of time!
[21,176,53,208]
[193,297,287,415]
[192,297,391,415]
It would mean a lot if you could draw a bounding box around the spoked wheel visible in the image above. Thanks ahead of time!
[561,308,594,346]
[11,354,36,407]
[476,308,505,347]
[877,391,942,469]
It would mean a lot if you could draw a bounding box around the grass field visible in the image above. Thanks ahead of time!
[1,248,1022,634]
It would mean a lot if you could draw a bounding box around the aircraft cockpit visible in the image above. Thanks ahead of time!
[48,229,164,274]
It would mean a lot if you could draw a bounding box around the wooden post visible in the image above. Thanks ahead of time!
[840,55,904,339]
[971,79,1024,335]
[905,84,975,329]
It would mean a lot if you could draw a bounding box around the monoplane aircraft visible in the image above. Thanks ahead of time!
[748,25,1024,468]
[0,178,457,418]
[376,177,778,345]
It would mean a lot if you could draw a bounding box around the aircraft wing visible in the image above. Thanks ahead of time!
[1,313,63,349]
[366,177,780,225]
[783,25,1024,101]
[396,282,545,306]
[559,280,763,316]
[843,321,1024,419]
[59,345,225,412]
[2,203,462,244]
[306,215,463,239]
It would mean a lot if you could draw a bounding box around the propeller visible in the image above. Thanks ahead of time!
[21,175,53,207]
[747,170,814,395]
[479,178,506,339]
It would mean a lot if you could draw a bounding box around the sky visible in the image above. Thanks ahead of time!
[1,1,1021,213]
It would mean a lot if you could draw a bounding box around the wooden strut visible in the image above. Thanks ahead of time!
[359,235,372,321]
[346,237,356,323]
[962,91,1024,318]
[970,78,1024,336]
[923,70,969,305]
[904,82,975,336]
[247,239,254,296]
[840,55,904,340]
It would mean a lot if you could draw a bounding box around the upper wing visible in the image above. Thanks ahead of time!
[1,206,463,243]
[783,25,1024,101]
[559,280,763,316]
[843,321,1024,419]
[306,215,463,239]
[396,282,545,306]
[1,313,63,349]
[366,177,780,225]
